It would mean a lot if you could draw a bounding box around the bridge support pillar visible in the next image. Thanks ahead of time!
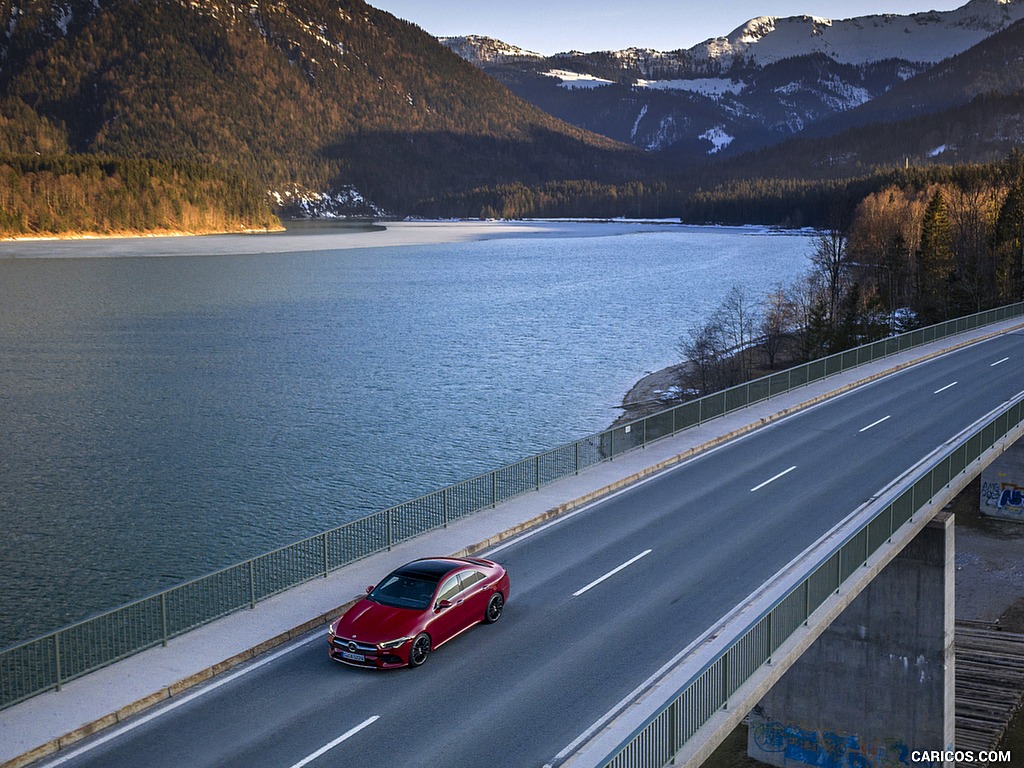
[748,513,955,768]
[981,437,1024,520]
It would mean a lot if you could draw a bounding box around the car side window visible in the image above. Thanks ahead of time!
[459,570,485,590]
[435,575,462,605]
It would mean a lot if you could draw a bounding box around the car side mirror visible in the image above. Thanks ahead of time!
[366,585,374,594]
[435,599,453,612]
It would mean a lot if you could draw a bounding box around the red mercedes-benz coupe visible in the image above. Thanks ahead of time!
[328,556,510,668]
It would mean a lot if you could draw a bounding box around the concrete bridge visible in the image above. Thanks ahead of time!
[2,315,1024,768]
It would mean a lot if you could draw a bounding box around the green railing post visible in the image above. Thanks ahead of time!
[669,699,679,755]
[249,560,256,609]
[722,654,729,710]
[322,533,329,578]
[54,633,62,692]
[161,592,168,647]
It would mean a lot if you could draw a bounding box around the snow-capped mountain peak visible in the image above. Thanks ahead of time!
[441,0,1024,159]
[439,35,542,65]
[692,0,1024,68]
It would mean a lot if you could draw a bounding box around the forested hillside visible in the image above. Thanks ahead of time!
[0,0,647,235]
[0,154,278,236]
[3,0,1024,236]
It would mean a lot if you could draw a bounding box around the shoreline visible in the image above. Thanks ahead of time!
[0,224,286,243]
[613,361,691,427]
[0,218,698,259]
[0,218,800,258]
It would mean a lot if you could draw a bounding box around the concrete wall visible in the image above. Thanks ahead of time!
[748,515,955,768]
[980,439,1024,521]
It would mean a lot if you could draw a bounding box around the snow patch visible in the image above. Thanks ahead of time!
[6,7,18,41]
[821,77,872,110]
[269,184,388,219]
[644,115,679,151]
[700,126,734,154]
[543,69,614,89]
[637,78,745,98]
[631,104,648,141]
[928,144,947,156]
[55,5,73,35]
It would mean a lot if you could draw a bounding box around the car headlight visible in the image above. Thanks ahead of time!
[377,636,412,650]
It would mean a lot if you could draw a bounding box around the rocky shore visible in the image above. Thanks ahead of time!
[613,361,691,427]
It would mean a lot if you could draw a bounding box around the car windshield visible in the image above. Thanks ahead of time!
[368,573,439,610]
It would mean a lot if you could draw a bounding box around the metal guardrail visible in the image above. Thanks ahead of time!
[596,391,1024,768]
[2,301,1023,710]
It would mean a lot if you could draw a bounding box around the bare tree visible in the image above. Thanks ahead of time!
[678,317,726,394]
[760,285,797,369]
[719,284,759,381]
[811,227,851,331]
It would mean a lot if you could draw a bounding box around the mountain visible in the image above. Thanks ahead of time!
[807,13,1024,136]
[442,0,1024,160]
[688,0,1023,68]
[0,0,647,227]
[699,16,1024,183]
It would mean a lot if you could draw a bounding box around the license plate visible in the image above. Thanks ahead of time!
[341,651,365,662]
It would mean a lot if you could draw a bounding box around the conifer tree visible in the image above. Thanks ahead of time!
[994,176,1024,303]
[916,189,954,322]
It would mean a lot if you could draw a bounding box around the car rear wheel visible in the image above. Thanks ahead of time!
[484,592,504,624]
[408,633,431,667]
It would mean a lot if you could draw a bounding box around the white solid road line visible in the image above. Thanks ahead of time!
[572,550,653,598]
[287,716,379,768]
[934,381,958,394]
[750,465,797,493]
[992,357,1010,367]
[859,415,891,433]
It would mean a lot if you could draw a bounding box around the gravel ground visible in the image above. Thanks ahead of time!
[952,477,1024,631]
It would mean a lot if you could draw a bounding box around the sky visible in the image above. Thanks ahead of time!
[369,0,970,54]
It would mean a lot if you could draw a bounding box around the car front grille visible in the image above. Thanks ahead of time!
[333,637,377,654]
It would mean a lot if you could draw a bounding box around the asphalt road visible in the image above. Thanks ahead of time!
[40,330,1024,768]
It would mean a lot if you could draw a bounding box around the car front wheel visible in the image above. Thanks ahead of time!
[408,633,431,667]
[484,592,504,624]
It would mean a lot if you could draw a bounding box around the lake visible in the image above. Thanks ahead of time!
[0,220,815,646]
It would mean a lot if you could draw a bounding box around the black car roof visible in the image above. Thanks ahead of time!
[394,558,463,581]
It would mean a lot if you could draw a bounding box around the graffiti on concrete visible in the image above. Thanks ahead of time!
[981,480,1024,515]
[750,720,918,768]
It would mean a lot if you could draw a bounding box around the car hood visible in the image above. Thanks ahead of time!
[335,599,421,642]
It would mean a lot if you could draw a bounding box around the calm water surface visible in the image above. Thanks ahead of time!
[0,221,814,645]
